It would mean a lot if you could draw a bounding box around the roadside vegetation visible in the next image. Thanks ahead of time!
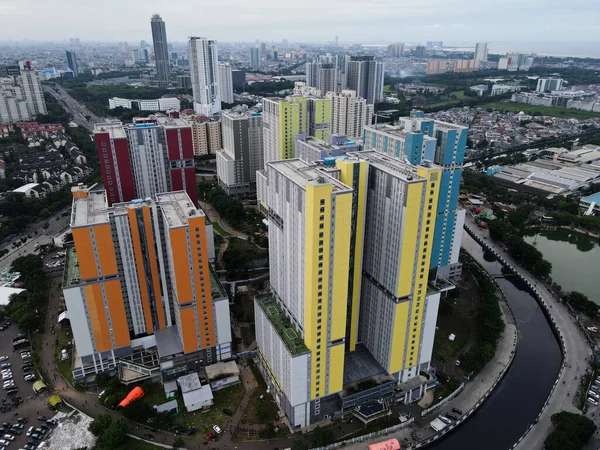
[481,102,600,119]
[544,411,596,450]
[457,252,505,376]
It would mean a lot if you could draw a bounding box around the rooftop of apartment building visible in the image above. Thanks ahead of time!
[93,121,127,139]
[155,191,205,228]
[71,190,109,227]
[299,135,359,151]
[267,158,352,193]
[345,150,439,182]
[256,294,308,356]
[365,123,436,141]
[155,115,192,129]
[221,109,262,120]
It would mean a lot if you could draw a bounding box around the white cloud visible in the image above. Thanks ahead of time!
[427,24,443,29]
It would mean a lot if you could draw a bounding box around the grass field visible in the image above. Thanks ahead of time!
[483,102,600,119]
[433,311,472,363]
[383,85,393,93]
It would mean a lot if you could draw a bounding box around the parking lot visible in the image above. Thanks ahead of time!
[0,324,56,449]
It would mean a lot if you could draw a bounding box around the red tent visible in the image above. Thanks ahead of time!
[117,386,145,408]
[368,439,400,450]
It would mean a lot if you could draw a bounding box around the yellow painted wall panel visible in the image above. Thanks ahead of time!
[328,344,345,394]
[329,192,351,341]
[389,301,410,373]
[397,183,423,298]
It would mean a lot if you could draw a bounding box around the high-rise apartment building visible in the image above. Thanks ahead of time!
[66,50,79,76]
[363,110,467,279]
[0,78,29,123]
[249,48,260,67]
[64,187,230,380]
[536,77,564,93]
[150,14,170,87]
[189,37,221,116]
[262,95,331,167]
[94,115,197,207]
[255,150,448,428]
[426,60,447,75]
[453,59,479,73]
[188,118,222,156]
[306,97,331,142]
[474,42,488,62]
[295,134,361,164]
[414,45,426,57]
[18,61,46,118]
[219,62,234,104]
[344,56,384,105]
[306,60,339,94]
[216,110,264,196]
[387,42,405,57]
[328,90,373,141]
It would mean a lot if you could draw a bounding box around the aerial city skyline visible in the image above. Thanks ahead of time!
[0,5,599,450]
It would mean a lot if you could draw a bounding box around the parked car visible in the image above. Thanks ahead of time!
[212,425,222,434]
[588,397,598,406]
[205,432,216,441]
[452,407,463,415]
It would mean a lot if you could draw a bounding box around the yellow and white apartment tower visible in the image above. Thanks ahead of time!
[63,187,231,381]
[255,151,448,429]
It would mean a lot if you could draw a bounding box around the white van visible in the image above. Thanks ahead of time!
[587,397,598,406]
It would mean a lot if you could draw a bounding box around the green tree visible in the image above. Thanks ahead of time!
[545,411,596,450]
[101,417,128,448]
[308,427,335,447]
[88,414,113,437]
[173,437,185,449]
[121,398,157,424]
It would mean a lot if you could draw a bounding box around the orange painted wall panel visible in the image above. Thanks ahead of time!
[93,224,118,276]
[179,306,199,353]
[84,284,111,352]
[72,228,98,279]
[188,217,215,348]
[169,228,192,304]
[103,279,130,348]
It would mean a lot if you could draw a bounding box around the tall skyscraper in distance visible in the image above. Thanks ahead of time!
[64,187,230,380]
[344,56,384,105]
[188,37,221,116]
[93,115,197,207]
[254,149,449,428]
[387,42,405,57]
[414,45,426,57]
[249,48,260,67]
[426,41,443,49]
[66,50,79,76]
[260,42,267,62]
[188,118,222,156]
[306,61,339,95]
[328,90,373,140]
[474,42,488,62]
[18,61,46,117]
[216,109,264,197]
[219,62,234,104]
[150,14,170,87]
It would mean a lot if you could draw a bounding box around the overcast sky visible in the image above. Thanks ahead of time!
[0,0,599,43]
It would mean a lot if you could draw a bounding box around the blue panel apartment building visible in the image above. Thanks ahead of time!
[363,110,467,279]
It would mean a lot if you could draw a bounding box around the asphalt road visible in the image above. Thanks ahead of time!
[43,85,102,130]
[0,211,71,273]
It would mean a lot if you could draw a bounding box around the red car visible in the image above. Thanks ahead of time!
[205,432,216,441]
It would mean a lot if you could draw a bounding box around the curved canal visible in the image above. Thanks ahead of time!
[427,232,562,450]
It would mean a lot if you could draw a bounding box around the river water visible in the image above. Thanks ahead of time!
[524,231,600,305]
[427,232,562,450]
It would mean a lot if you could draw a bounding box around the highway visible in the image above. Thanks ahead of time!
[44,84,102,130]
[0,208,71,273]
[465,127,600,162]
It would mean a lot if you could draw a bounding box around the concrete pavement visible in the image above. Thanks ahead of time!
[463,216,591,450]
